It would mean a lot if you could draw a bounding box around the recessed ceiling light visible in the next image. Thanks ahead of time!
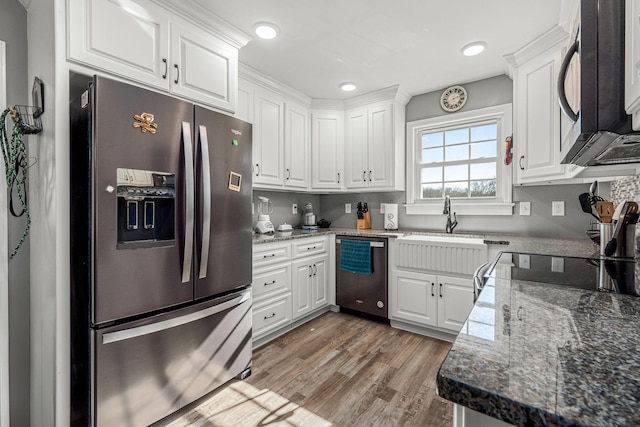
[340,82,357,92]
[254,22,279,40]
[461,41,487,56]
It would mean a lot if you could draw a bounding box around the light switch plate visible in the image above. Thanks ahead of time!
[519,254,531,269]
[519,201,531,216]
[552,201,565,216]
[292,204,298,215]
[380,203,385,214]
[345,203,351,213]
[551,257,565,273]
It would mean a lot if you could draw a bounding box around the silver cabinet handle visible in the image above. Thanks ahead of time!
[439,283,443,298]
[337,172,340,183]
[198,125,212,279]
[306,246,317,250]
[103,291,250,344]
[174,64,180,84]
[263,253,276,259]
[264,280,276,286]
[308,265,312,277]
[255,164,260,177]
[363,171,366,181]
[369,170,372,181]
[519,156,525,170]
[286,168,290,180]
[313,264,317,275]
[431,283,435,297]
[264,313,276,320]
[181,121,195,283]
[162,58,168,79]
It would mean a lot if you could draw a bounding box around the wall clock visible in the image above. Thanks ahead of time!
[440,85,467,112]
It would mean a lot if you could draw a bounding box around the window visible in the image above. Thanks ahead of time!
[406,104,513,216]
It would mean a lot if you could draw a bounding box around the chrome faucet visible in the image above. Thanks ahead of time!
[443,196,457,233]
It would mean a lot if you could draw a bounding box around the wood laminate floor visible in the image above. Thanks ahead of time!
[161,311,453,427]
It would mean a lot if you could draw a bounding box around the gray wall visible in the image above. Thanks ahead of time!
[0,0,30,425]
[253,190,321,230]
[318,74,593,238]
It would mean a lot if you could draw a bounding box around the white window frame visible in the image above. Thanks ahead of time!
[405,103,514,216]
[0,39,9,427]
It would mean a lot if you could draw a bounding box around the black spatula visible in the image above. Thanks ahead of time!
[579,192,600,222]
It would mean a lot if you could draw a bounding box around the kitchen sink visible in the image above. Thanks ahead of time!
[398,233,485,245]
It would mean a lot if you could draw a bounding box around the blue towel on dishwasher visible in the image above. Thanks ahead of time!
[340,240,372,274]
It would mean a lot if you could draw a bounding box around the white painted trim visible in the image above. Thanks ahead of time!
[503,26,569,78]
[0,39,10,427]
[405,104,514,216]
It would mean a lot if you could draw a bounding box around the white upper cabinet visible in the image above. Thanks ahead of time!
[311,110,344,190]
[626,0,640,129]
[240,71,311,190]
[253,87,285,186]
[284,102,310,189]
[68,0,242,112]
[343,88,407,191]
[169,17,238,111]
[505,27,573,184]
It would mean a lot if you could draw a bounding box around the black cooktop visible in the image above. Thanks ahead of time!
[488,252,640,296]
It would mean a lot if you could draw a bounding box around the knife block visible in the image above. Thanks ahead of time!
[357,212,371,230]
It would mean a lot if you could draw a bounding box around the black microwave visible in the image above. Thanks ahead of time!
[560,0,640,166]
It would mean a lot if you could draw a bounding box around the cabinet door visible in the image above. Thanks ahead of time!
[345,108,369,188]
[68,0,170,90]
[390,270,437,327]
[253,88,284,186]
[515,48,565,182]
[311,254,329,309]
[235,81,253,123]
[170,17,238,112]
[368,104,394,188]
[311,111,344,189]
[291,259,312,320]
[284,102,309,189]
[437,275,474,332]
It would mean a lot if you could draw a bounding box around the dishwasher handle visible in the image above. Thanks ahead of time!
[336,238,384,248]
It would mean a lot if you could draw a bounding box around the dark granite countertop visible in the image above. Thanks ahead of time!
[437,255,640,427]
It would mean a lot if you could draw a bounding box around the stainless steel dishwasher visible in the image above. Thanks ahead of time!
[336,235,388,321]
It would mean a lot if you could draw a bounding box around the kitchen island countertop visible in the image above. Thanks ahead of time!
[437,252,640,427]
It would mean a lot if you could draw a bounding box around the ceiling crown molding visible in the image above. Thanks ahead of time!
[503,25,569,78]
[152,0,252,49]
[343,85,411,110]
[239,63,313,107]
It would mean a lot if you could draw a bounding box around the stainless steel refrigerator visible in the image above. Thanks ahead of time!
[70,76,253,426]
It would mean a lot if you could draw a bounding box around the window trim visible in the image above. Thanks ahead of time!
[405,103,514,216]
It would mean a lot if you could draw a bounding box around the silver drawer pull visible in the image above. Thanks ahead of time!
[264,313,276,320]
[307,246,317,250]
[356,299,363,304]
[264,280,276,286]
[263,253,276,259]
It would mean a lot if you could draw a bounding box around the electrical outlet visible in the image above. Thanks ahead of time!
[292,204,298,214]
[519,201,531,216]
[552,201,565,216]
[345,203,351,213]
[380,203,385,214]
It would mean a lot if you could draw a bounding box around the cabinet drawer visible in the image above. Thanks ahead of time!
[253,263,291,300]
[292,237,328,259]
[252,294,292,338]
[253,242,290,268]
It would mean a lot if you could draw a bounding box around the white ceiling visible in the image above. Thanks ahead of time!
[192,0,565,100]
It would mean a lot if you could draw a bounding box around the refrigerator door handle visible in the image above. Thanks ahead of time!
[198,125,212,279]
[102,290,250,345]
[182,121,195,283]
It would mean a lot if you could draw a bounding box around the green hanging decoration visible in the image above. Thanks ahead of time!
[0,107,31,259]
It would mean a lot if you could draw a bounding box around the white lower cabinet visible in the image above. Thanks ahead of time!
[391,271,473,333]
[291,254,329,320]
[252,236,330,345]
